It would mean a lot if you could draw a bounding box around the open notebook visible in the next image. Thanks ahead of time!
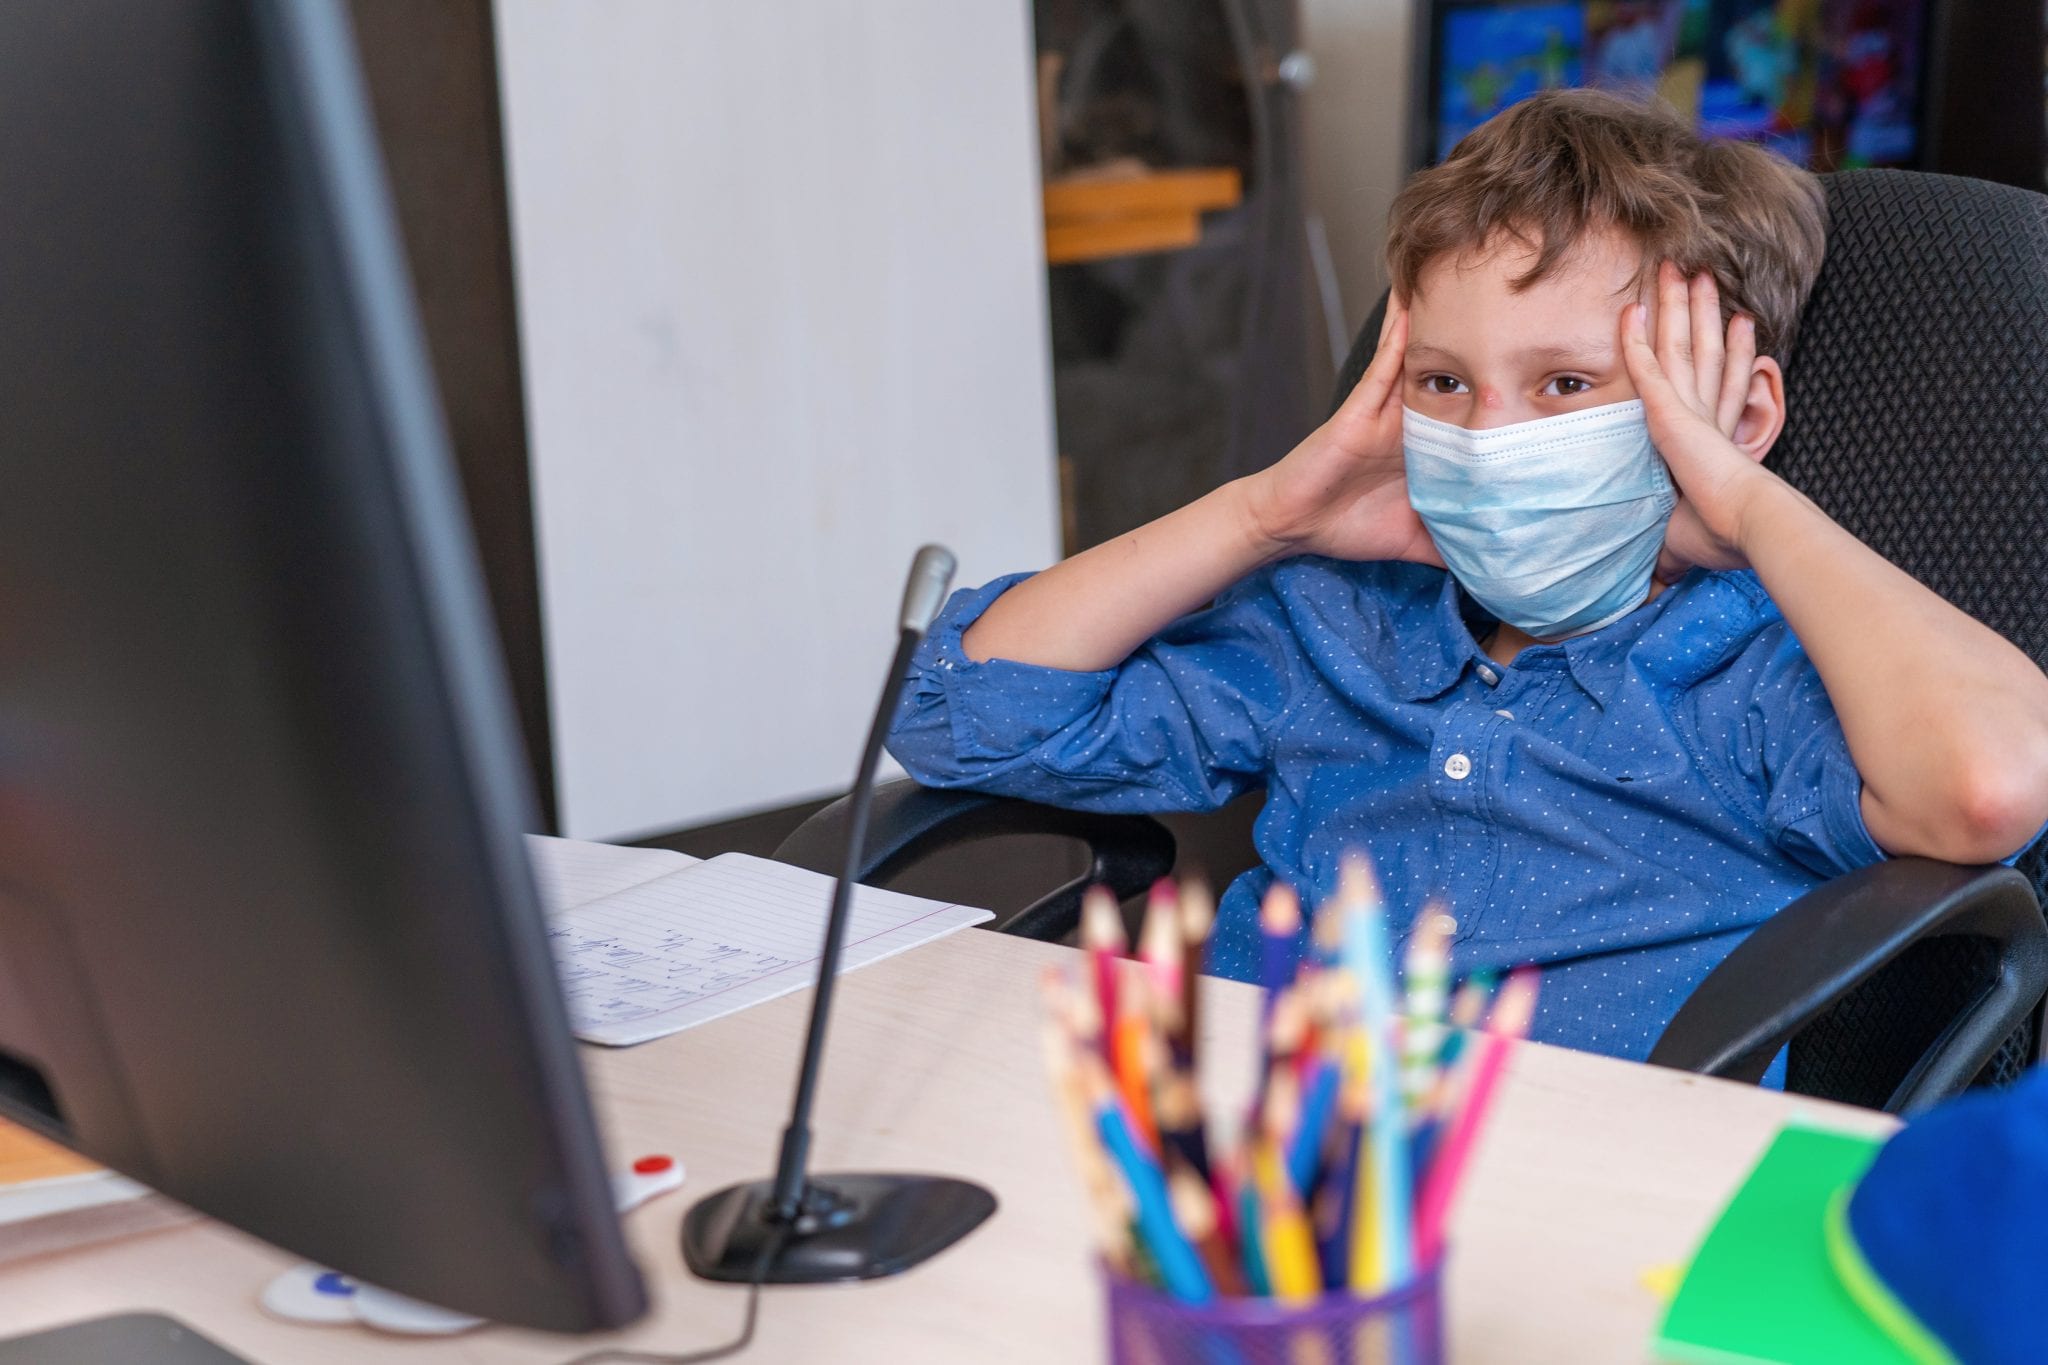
[526,836,993,1046]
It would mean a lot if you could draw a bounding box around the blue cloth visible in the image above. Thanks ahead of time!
[1844,1066,2048,1364]
[887,557,1888,1065]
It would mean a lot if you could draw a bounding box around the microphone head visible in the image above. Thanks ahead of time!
[898,544,957,636]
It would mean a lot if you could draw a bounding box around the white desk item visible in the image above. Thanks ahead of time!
[531,842,993,1046]
[260,1153,687,1338]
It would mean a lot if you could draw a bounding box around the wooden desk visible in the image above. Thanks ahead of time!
[0,930,1893,1364]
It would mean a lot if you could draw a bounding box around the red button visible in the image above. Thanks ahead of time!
[632,1155,673,1176]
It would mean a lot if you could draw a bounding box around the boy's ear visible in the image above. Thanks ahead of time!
[1731,355,1785,463]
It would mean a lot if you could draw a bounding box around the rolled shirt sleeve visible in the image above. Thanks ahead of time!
[886,569,1298,814]
[1687,611,1887,878]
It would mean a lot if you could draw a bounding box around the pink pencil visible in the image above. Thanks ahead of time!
[1411,968,1539,1265]
[1081,885,1126,1055]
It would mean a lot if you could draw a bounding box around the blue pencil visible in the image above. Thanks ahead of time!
[1089,1072,1214,1303]
[1257,881,1301,1015]
[1338,853,1414,1291]
[1286,1058,1341,1195]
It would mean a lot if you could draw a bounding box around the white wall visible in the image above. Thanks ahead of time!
[495,1,1061,840]
[1298,0,1415,341]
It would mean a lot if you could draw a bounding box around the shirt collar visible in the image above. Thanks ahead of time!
[1557,575,1710,708]
[1390,572,1497,703]
[1395,570,1689,710]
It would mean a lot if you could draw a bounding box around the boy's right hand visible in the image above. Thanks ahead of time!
[1239,302,1443,567]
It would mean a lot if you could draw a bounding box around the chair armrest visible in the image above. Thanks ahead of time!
[771,778,1177,941]
[1647,858,2048,1112]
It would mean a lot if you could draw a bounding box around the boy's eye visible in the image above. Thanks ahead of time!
[1544,376,1592,396]
[1422,374,1467,395]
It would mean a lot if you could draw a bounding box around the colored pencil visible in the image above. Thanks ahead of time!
[1287,1057,1341,1196]
[1412,968,1539,1266]
[1111,981,1161,1152]
[1413,970,1500,1174]
[1168,1167,1247,1297]
[1038,970,1136,1275]
[1140,877,1184,1010]
[1081,884,1126,1053]
[1249,1137,1321,1303]
[1083,1053,1214,1303]
[1178,875,1213,1061]
[1258,881,1302,1019]
[1337,853,1413,1292]
[1400,904,1454,1110]
[1154,1066,1212,1183]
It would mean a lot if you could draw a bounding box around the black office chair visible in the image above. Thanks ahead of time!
[777,170,2048,1115]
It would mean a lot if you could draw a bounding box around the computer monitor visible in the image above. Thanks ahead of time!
[0,0,645,1335]
[1413,0,1932,172]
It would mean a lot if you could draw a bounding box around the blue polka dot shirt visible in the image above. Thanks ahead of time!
[887,558,1889,1067]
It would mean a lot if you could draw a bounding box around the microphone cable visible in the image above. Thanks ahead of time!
[556,1223,793,1365]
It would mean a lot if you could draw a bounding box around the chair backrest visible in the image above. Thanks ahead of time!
[1768,172,2048,1097]
[1330,170,2048,1099]
[1776,171,2048,692]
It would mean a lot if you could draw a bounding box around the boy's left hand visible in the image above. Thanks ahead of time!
[1619,264,1780,580]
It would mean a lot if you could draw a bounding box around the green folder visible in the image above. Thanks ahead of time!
[1654,1122,1912,1365]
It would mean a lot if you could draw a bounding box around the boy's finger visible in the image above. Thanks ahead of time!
[1655,264,1698,407]
[1690,273,1724,401]
[1624,302,1698,426]
[1336,305,1407,418]
[1356,306,1409,412]
[1375,295,1401,350]
[1716,316,1756,437]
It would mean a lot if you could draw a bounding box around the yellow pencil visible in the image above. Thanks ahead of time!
[1251,1137,1321,1302]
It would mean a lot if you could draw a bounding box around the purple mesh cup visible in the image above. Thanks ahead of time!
[1103,1260,1445,1365]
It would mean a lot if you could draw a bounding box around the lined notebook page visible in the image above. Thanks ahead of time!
[544,851,992,1045]
[525,834,696,911]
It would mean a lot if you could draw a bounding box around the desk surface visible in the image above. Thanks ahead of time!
[0,929,1893,1364]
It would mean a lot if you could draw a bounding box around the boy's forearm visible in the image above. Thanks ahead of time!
[1738,480,2048,861]
[961,478,1287,671]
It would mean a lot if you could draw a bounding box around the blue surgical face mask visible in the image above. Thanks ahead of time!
[1403,399,1676,640]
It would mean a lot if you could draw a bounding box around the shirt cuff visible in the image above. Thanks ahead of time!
[917,574,1116,761]
[1819,740,1889,872]
[1766,728,1887,878]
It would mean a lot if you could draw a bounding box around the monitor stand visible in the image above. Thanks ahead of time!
[0,1313,259,1363]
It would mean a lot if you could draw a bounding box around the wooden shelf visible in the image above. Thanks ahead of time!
[1042,166,1243,264]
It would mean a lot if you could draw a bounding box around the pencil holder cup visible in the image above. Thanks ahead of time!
[1103,1260,1444,1365]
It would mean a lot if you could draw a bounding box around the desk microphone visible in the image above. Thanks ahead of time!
[680,544,997,1284]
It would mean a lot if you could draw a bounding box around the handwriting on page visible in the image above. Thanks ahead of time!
[549,925,800,1025]
[543,852,993,1046]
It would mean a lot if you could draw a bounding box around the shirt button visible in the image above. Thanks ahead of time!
[1444,753,1472,780]
[1494,708,1515,720]
[1476,665,1499,685]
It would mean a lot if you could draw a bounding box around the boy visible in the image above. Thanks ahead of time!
[888,91,2048,1063]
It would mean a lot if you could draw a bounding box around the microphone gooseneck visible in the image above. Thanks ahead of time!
[681,544,995,1287]
[768,546,955,1220]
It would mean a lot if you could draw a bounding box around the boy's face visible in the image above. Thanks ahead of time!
[1402,227,1652,430]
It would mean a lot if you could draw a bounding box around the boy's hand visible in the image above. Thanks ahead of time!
[1621,264,1780,578]
[1239,302,1443,567]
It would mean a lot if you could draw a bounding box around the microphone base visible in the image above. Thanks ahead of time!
[680,1172,996,1285]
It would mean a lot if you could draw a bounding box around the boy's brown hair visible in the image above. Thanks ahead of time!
[1386,89,1827,358]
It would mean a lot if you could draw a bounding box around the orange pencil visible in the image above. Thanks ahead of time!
[1111,975,1161,1151]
